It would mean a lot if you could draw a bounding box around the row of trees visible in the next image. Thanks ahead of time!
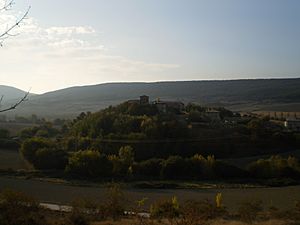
[20,136,300,181]
[20,137,235,179]
[249,155,300,179]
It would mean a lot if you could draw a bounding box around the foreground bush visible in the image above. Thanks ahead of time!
[150,197,180,219]
[181,199,228,224]
[67,184,126,221]
[0,189,47,225]
[238,200,263,224]
[104,184,126,220]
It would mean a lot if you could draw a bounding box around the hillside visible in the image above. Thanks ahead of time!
[2,78,300,118]
[0,85,29,101]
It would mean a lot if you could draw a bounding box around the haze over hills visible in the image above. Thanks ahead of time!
[1,78,300,118]
[0,85,30,101]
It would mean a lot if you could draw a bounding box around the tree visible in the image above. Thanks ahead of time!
[20,137,55,165]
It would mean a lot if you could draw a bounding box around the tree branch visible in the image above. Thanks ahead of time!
[0,4,31,45]
[0,0,14,12]
[0,91,29,113]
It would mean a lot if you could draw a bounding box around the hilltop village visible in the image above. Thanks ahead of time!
[126,95,300,132]
[129,95,221,121]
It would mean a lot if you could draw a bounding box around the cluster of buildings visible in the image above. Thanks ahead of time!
[127,95,223,122]
[128,95,185,114]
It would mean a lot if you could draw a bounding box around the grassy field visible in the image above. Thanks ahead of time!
[229,102,300,113]
[0,176,300,211]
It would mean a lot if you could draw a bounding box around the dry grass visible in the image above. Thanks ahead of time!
[211,219,290,225]
[91,218,141,225]
[91,218,293,225]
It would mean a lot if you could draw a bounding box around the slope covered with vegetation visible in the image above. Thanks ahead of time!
[13,101,300,182]
[5,78,300,118]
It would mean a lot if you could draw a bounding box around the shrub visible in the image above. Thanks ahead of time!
[109,146,135,177]
[66,198,95,225]
[67,211,90,225]
[20,137,55,164]
[180,199,228,224]
[150,196,180,219]
[66,150,112,178]
[248,155,300,179]
[160,156,188,179]
[104,184,126,220]
[238,200,263,224]
[0,189,47,225]
[133,158,163,178]
[187,154,216,179]
[34,148,68,170]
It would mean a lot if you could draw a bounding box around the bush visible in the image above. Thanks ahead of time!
[248,155,300,179]
[109,146,135,177]
[180,199,227,224]
[34,148,68,170]
[133,158,163,178]
[104,184,126,220]
[66,150,112,178]
[20,137,68,170]
[67,211,90,225]
[0,189,47,225]
[67,199,94,225]
[186,154,216,179]
[150,196,180,219]
[20,137,55,164]
[160,156,188,179]
[238,200,263,224]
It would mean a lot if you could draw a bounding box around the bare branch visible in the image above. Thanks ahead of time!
[0,0,14,12]
[0,91,29,113]
[0,5,31,46]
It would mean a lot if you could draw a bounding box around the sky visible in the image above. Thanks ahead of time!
[0,0,300,94]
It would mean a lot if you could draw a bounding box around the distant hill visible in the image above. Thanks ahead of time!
[2,78,300,118]
[0,85,29,101]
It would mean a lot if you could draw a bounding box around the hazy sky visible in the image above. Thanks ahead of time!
[0,0,300,93]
